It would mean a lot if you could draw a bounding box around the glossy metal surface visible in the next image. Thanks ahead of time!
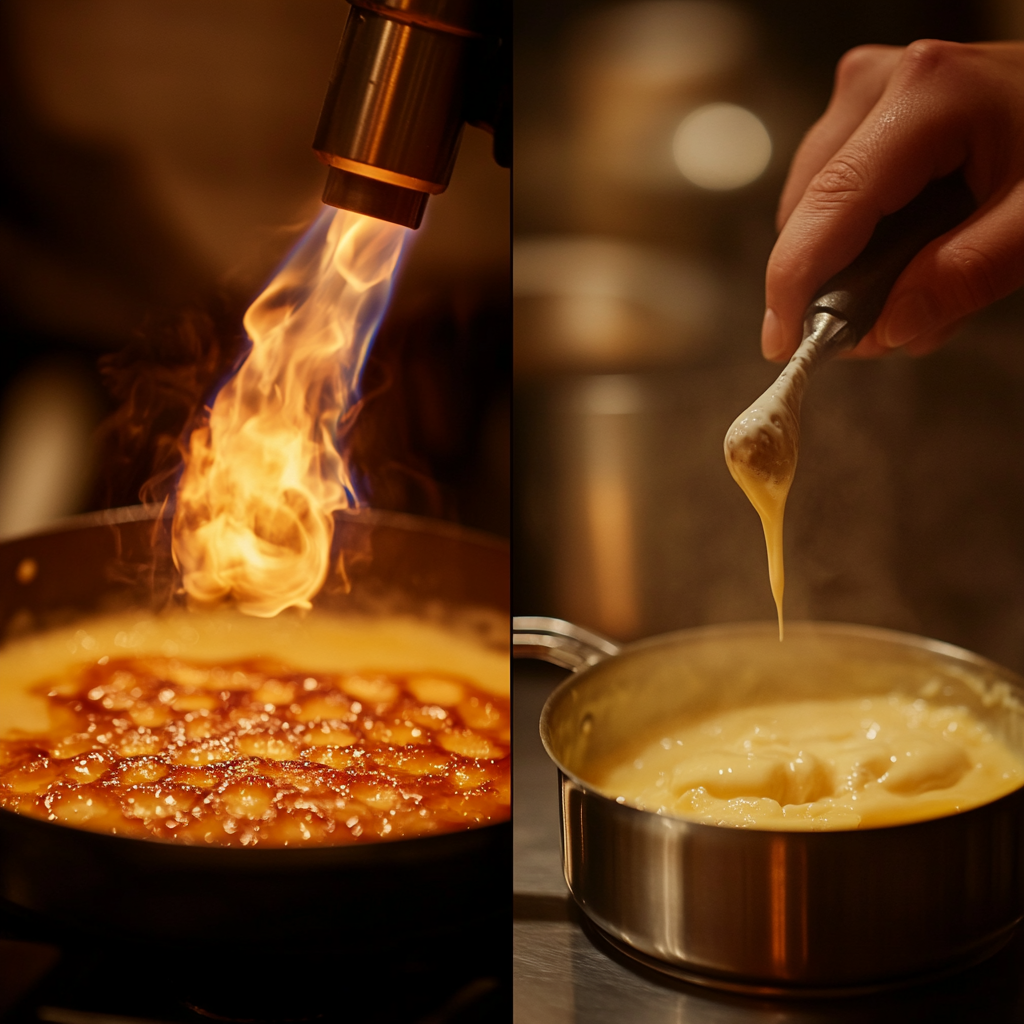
[513,615,622,671]
[313,1,475,226]
[352,0,484,35]
[515,618,1024,992]
[322,165,429,229]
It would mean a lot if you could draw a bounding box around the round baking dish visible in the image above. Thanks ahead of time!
[514,617,1024,996]
[0,507,509,1016]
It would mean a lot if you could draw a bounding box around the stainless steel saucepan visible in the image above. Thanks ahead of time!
[513,616,1024,995]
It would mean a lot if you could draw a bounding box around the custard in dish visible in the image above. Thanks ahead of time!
[0,610,509,846]
[597,693,1024,830]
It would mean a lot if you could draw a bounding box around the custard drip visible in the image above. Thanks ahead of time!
[724,365,804,638]
[724,317,850,638]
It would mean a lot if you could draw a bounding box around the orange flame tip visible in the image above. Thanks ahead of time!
[172,206,408,617]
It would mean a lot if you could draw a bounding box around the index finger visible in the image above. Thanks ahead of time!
[776,45,903,230]
[763,40,974,361]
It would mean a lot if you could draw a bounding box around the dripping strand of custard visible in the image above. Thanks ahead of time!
[724,353,810,640]
[727,460,790,639]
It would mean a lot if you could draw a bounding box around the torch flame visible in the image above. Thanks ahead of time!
[172,207,408,617]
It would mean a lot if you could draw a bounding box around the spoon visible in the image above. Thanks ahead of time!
[725,172,976,638]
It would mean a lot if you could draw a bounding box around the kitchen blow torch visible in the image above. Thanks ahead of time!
[313,0,510,229]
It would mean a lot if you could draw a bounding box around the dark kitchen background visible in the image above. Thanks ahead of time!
[514,0,1024,677]
[0,0,510,544]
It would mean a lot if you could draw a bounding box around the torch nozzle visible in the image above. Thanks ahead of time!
[313,1,483,229]
[321,167,429,231]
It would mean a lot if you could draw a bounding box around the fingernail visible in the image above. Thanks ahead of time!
[880,290,935,349]
[761,307,786,360]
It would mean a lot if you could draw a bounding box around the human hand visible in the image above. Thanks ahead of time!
[763,40,1024,361]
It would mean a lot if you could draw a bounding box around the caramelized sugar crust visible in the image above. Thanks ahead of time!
[0,657,510,847]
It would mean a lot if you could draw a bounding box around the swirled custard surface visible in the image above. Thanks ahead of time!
[0,610,509,846]
[597,695,1024,830]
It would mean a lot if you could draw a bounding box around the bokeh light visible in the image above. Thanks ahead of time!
[672,102,771,190]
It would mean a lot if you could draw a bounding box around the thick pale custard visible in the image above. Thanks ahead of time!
[723,391,796,640]
[597,694,1024,830]
[0,610,509,846]
[724,320,841,639]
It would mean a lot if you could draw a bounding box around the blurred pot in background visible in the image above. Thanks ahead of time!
[513,0,787,640]
[513,233,726,640]
[514,237,720,376]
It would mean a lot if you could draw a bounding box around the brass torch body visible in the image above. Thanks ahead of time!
[313,1,482,229]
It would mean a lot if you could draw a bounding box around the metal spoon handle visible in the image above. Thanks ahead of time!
[806,171,977,344]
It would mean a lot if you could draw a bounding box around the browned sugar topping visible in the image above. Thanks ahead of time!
[0,657,510,847]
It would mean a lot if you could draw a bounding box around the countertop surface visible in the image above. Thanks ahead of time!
[513,661,1024,1024]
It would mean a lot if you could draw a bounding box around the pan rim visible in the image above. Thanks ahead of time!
[539,617,1024,836]
[0,502,510,554]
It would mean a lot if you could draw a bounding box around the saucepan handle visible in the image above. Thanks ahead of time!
[512,616,622,671]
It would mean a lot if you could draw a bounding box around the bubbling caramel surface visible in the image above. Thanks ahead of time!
[0,611,509,846]
[596,694,1024,831]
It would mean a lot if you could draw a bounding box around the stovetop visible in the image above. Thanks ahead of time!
[0,932,507,1024]
[0,937,505,1024]
[0,885,507,1023]
[513,661,1024,1023]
